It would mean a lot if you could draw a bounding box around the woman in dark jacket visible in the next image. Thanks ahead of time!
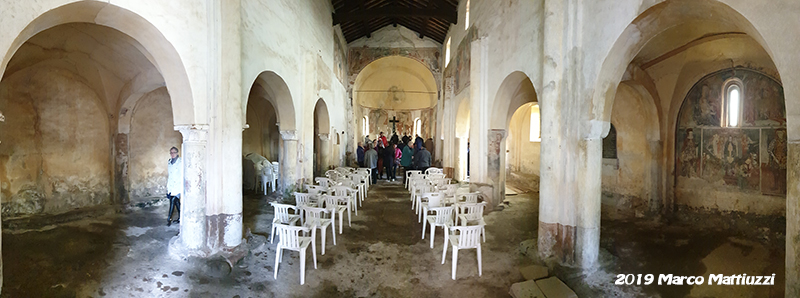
[384,143,397,181]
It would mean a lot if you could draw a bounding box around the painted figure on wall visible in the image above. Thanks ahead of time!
[676,68,784,195]
[695,84,720,126]
[761,128,787,195]
[678,128,699,178]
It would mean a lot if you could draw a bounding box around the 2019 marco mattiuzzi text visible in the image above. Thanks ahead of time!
[615,273,777,286]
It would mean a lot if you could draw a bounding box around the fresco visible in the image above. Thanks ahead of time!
[365,108,435,138]
[487,129,505,181]
[761,128,787,195]
[333,33,347,84]
[453,28,476,95]
[675,68,785,196]
[348,46,440,75]
[700,128,760,191]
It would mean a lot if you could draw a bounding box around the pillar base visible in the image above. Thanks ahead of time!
[168,235,211,260]
[538,221,599,269]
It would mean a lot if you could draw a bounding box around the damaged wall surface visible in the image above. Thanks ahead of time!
[128,87,181,200]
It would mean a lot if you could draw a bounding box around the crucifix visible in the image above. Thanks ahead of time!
[389,116,400,134]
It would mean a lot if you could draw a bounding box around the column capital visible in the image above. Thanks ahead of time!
[280,130,298,141]
[175,124,209,142]
[318,133,330,141]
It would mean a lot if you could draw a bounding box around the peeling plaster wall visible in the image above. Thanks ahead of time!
[128,87,181,200]
[602,84,653,219]
[0,67,110,217]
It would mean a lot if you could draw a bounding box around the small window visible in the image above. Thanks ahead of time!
[529,104,541,142]
[602,124,617,159]
[363,116,369,136]
[445,38,451,68]
[465,0,470,30]
[414,117,422,137]
[723,80,743,127]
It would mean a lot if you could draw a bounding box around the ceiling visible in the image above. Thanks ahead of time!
[331,0,459,44]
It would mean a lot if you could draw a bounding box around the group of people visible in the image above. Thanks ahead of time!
[356,131,432,184]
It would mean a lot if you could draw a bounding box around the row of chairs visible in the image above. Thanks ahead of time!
[407,168,487,280]
[270,167,371,284]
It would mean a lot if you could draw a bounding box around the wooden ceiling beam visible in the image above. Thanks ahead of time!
[332,6,456,25]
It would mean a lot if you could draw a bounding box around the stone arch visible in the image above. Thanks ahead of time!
[496,71,541,196]
[592,0,772,138]
[492,71,538,130]
[314,98,331,135]
[1,1,196,126]
[248,71,296,131]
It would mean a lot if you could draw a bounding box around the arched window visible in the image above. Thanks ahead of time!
[723,79,743,127]
[445,38,451,68]
[602,124,617,159]
[414,117,422,137]
[363,116,369,136]
[465,0,470,30]
[530,104,541,142]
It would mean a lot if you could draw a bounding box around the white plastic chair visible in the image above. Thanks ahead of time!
[273,223,316,285]
[405,170,422,189]
[425,167,443,175]
[324,195,351,234]
[411,182,433,214]
[270,202,301,243]
[271,162,280,189]
[330,185,359,216]
[294,192,317,224]
[441,224,484,280]
[302,206,336,255]
[315,177,335,189]
[456,202,487,242]
[458,192,481,204]
[423,206,455,248]
[419,191,444,223]
[306,185,327,200]
[350,173,368,205]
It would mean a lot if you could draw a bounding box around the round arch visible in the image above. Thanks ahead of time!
[493,71,538,130]
[1,1,195,125]
[353,55,438,110]
[248,71,296,131]
[592,0,773,137]
[314,98,331,135]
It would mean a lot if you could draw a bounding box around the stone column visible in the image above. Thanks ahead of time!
[171,124,208,254]
[787,141,800,297]
[114,133,130,205]
[537,0,601,268]
[487,129,507,208]
[280,130,299,191]
[318,133,330,174]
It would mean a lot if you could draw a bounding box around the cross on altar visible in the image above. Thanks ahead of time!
[389,116,400,134]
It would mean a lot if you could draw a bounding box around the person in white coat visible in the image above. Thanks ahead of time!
[167,146,184,226]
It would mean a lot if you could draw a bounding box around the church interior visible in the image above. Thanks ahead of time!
[0,0,797,297]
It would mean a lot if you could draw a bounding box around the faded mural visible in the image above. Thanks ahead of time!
[675,68,786,196]
[348,46,440,78]
[333,32,348,84]
[445,27,477,95]
[365,107,435,139]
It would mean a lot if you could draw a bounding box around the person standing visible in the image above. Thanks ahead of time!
[364,144,379,184]
[356,142,365,167]
[379,131,388,147]
[384,143,397,181]
[412,144,431,173]
[166,146,183,226]
[401,141,413,171]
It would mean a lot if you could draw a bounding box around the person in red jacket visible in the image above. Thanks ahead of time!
[379,131,388,147]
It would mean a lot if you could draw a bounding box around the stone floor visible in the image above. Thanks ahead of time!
[1,179,787,297]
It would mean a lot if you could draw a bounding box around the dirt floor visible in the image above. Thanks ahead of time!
[1,180,787,297]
